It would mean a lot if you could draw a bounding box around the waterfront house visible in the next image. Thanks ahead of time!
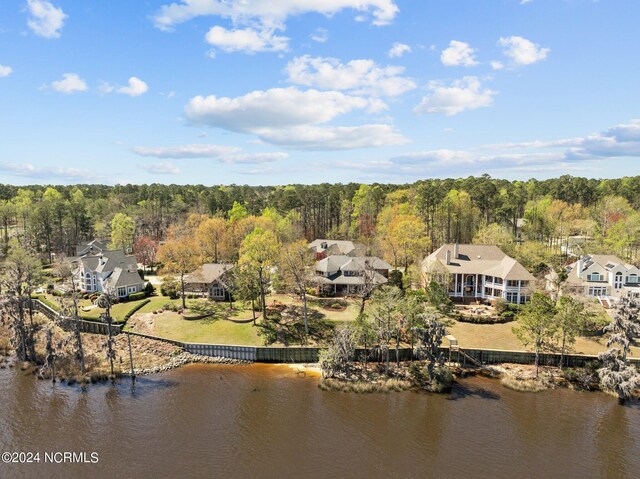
[313,255,391,296]
[183,263,234,300]
[421,244,534,305]
[547,254,640,304]
[73,249,145,298]
[308,239,366,260]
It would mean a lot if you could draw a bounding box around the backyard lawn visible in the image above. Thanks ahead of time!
[268,293,362,322]
[447,320,640,356]
[126,309,262,345]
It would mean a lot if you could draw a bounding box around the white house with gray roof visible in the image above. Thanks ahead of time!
[422,244,535,305]
[548,254,640,303]
[73,249,144,298]
[314,255,391,296]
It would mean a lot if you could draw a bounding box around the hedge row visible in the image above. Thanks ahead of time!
[455,313,514,324]
[79,299,151,324]
[128,292,146,301]
[122,299,151,323]
[31,294,60,312]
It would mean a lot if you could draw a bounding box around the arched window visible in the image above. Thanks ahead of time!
[614,271,623,289]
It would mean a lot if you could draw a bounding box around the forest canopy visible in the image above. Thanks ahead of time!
[1,174,639,270]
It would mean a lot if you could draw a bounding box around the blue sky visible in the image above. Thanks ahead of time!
[0,0,639,185]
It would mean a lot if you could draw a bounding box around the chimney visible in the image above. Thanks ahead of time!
[446,249,451,265]
[454,243,459,259]
[576,257,583,278]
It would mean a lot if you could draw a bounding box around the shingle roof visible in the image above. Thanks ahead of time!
[184,264,234,286]
[76,239,108,256]
[422,244,535,281]
[308,239,365,256]
[559,254,640,285]
[314,270,388,286]
[105,267,145,289]
[74,250,141,279]
[315,255,391,274]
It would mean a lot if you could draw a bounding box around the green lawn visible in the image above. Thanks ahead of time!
[447,320,640,357]
[268,293,361,321]
[127,310,262,345]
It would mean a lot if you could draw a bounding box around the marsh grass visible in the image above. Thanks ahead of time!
[318,377,412,393]
[501,375,550,393]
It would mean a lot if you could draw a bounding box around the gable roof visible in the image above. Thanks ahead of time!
[422,244,535,281]
[184,264,234,286]
[105,267,145,289]
[308,239,365,256]
[75,249,139,275]
[76,239,108,257]
[315,255,391,274]
[561,254,640,285]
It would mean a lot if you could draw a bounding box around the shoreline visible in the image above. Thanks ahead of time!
[1,323,636,399]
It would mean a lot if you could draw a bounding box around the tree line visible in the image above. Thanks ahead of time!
[1,174,640,274]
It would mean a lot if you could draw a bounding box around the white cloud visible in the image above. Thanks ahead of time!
[153,0,399,31]
[414,76,496,116]
[0,162,103,181]
[98,81,115,95]
[48,73,88,93]
[133,144,289,163]
[329,120,640,179]
[285,55,415,97]
[310,28,328,43]
[498,36,549,65]
[388,42,411,58]
[256,124,408,150]
[440,40,478,67]
[485,119,640,161]
[26,0,67,39]
[490,61,504,70]
[185,87,386,131]
[0,65,12,77]
[117,77,149,97]
[133,144,240,159]
[205,25,289,53]
[140,162,181,174]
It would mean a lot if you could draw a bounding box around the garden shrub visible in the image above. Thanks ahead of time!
[144,282,155,296]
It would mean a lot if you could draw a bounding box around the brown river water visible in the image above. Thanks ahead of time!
[1,363,639,479]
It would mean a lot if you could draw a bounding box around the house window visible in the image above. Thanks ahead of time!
[588,273,604,281]
[507,280,519,287]
[117,287,127,297]
[506,292,519,303]
[519,295,530,304]
[211,287,225,297]
[628,274,638,284]
[128,286,137,294]
[614,272,623,289]
[484,287,493,297]
[588,287,607,297]
[493,277,503,285]
[485,276,493,284]
[521,281,529,287]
